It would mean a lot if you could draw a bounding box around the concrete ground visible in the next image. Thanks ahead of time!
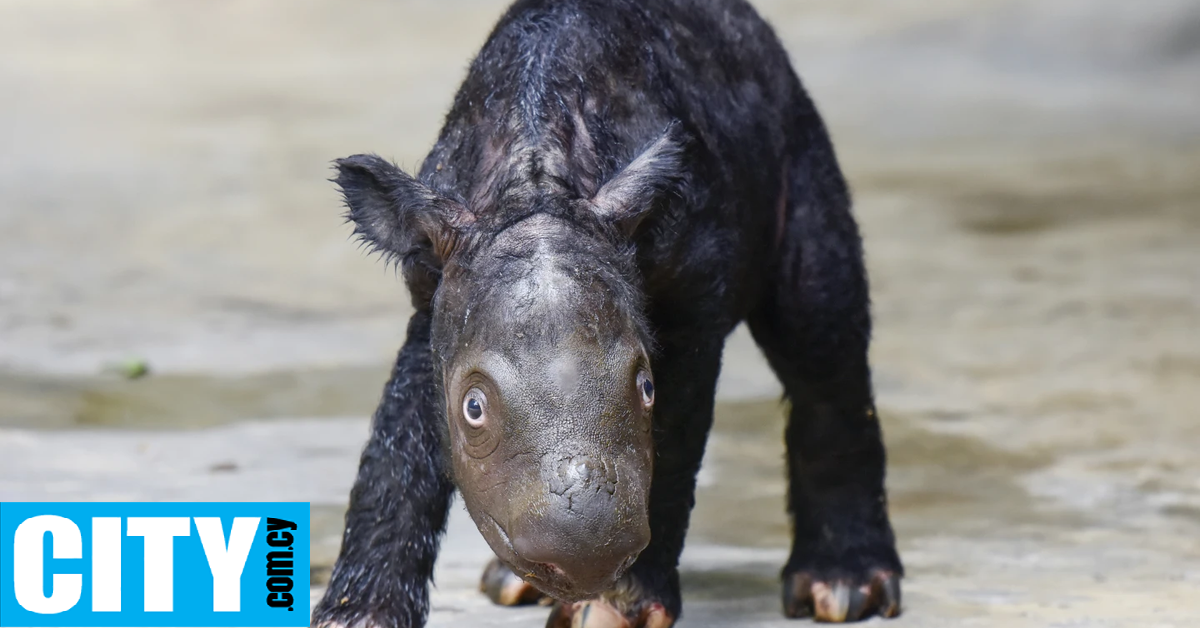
[1,0,1199,626]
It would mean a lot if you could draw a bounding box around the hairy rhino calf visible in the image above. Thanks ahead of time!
[313,0,902,626]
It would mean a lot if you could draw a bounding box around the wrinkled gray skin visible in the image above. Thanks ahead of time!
[431,214,656,601]
[331,119,684,605]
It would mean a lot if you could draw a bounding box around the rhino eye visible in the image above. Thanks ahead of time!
[637,371,654,407]
[463,388,487,427]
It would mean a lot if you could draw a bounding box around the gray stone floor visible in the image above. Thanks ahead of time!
[2,0,1199,626]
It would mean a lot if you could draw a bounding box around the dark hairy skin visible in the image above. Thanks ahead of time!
[312,0,902,626]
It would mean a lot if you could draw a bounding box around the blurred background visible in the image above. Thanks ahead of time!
[1,0,1197,625]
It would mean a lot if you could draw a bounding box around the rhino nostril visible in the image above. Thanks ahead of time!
[539,562,567,579]
[618,552,638,574]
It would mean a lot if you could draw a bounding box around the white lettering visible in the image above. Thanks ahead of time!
[126,517,190,612]
[195,517,259,612]
[91,517,122,612]
[13,515,82,614]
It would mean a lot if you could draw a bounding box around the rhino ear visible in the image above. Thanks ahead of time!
[335,154,472,263]
[589,123,688,236]
[335,154,473,303]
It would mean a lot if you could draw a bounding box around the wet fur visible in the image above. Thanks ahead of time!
[313,0,901,626]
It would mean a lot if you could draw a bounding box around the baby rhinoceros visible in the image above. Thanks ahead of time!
[312,0,902,626]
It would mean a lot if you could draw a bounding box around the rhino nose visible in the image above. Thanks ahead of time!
[511,526,645,595]
[509,454,649,595]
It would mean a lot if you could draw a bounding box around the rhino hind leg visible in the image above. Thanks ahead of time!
[746,125,904,623]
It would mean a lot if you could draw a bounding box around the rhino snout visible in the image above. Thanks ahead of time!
[505,453,650,598]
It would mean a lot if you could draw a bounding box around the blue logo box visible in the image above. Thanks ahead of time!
[0,502,310,627]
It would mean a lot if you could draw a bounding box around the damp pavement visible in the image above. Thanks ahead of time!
[1,1,1199,626]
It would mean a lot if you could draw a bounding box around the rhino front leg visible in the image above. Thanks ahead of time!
[312,311,455,628]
